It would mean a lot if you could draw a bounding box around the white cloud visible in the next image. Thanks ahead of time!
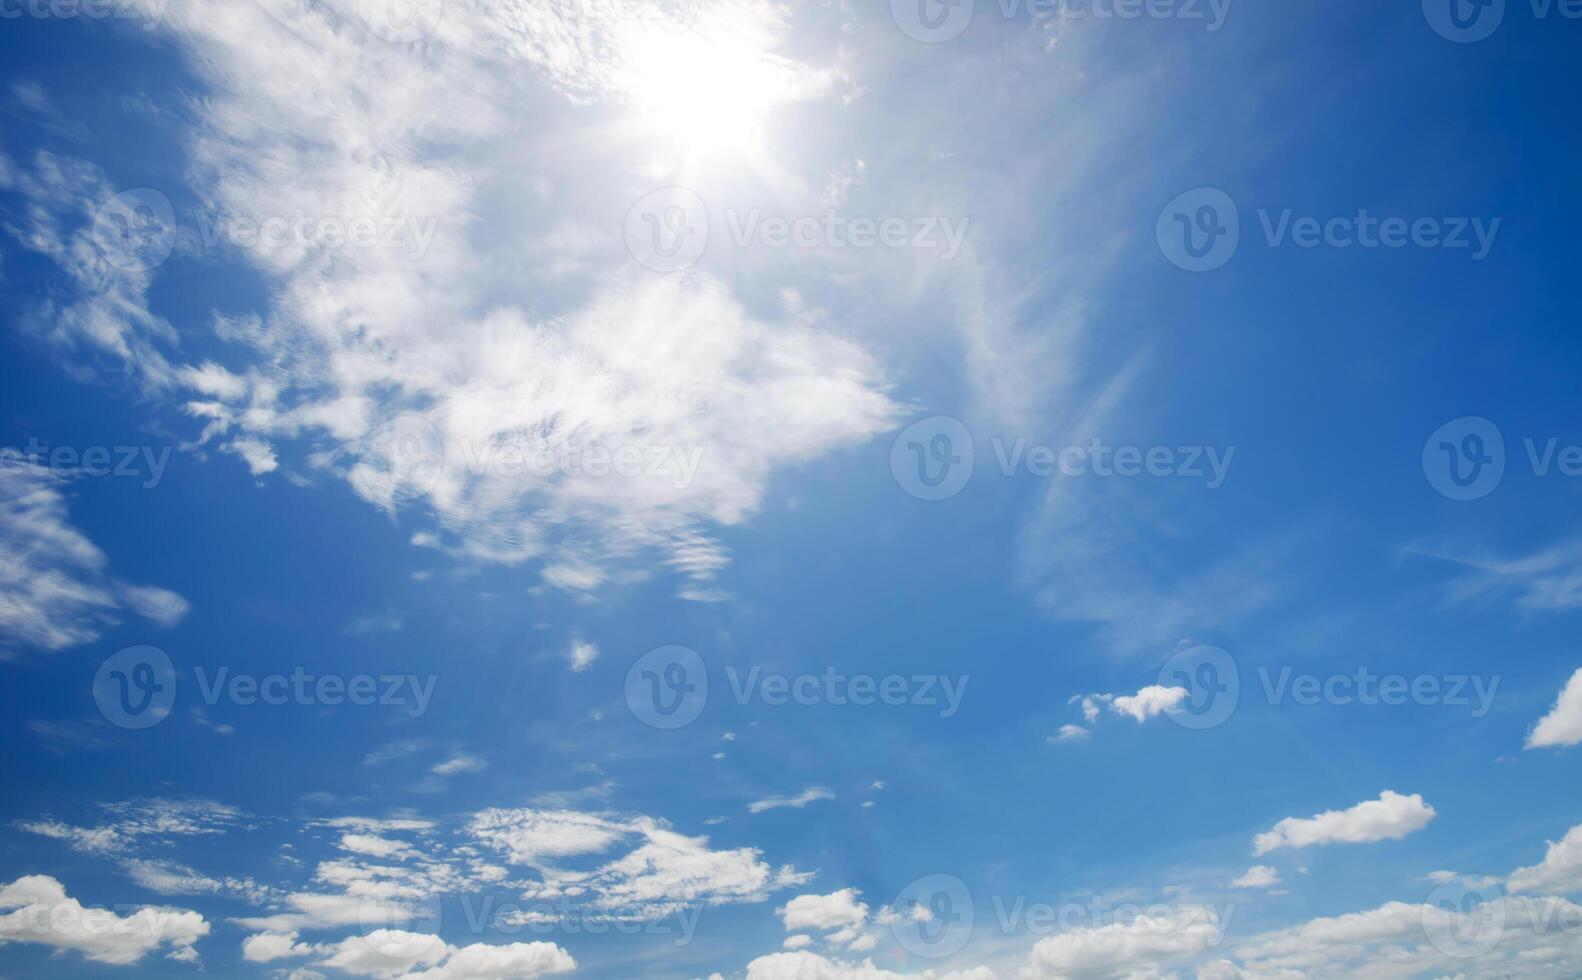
[468,808,811,920]
[4,0,898,599]
[565,639,600,673]
[1017,906,1226,979]
[779,889,869,945]
[744,951,993,979]
[1412,537,1582,615]
[1253,791,1436,856]
[1109,686,1189,723]
[1229,866,1281,889]
[0,874,209,966]
[1508,823,1582,895]
[21,798,242,857]
[339,834,418,861]
[748,788,836,814]
[1051,724,1091,743]
[430,755,487,776]
[0,452,189,652]
[1527,667,1582,749]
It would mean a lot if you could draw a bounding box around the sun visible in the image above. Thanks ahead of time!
[620,26,794,159]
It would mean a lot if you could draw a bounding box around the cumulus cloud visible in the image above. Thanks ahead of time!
[313,931,573,979]
[1507,823,1582,895]
[0,874,209,966]
[1017,906,1227,979]
[1252,791,1436,856]
[744,951,994,979]
[1109,685,1190,723]
[1526,667,1582,750]
[777,889,876,948]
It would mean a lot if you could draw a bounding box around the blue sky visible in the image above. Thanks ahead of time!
[2,0,1581,977]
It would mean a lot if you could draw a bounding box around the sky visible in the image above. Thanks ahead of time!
[0,0,1580,977]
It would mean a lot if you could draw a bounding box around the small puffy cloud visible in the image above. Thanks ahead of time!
[0,874,209,965]
[565,639,600,673]
[1526,667,1582,749]
[338,833,417,861]
[779,889,870,944]
[1051,724,1091,743]
[1109,685,1190,723]
[1230,865,1281,889]
[242,931,322,962]
[1253,791,1436,856]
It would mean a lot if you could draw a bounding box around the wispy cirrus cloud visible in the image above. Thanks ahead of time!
[0,452,188,653]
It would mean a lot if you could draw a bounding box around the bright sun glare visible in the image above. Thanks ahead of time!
[624,29,789,158]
